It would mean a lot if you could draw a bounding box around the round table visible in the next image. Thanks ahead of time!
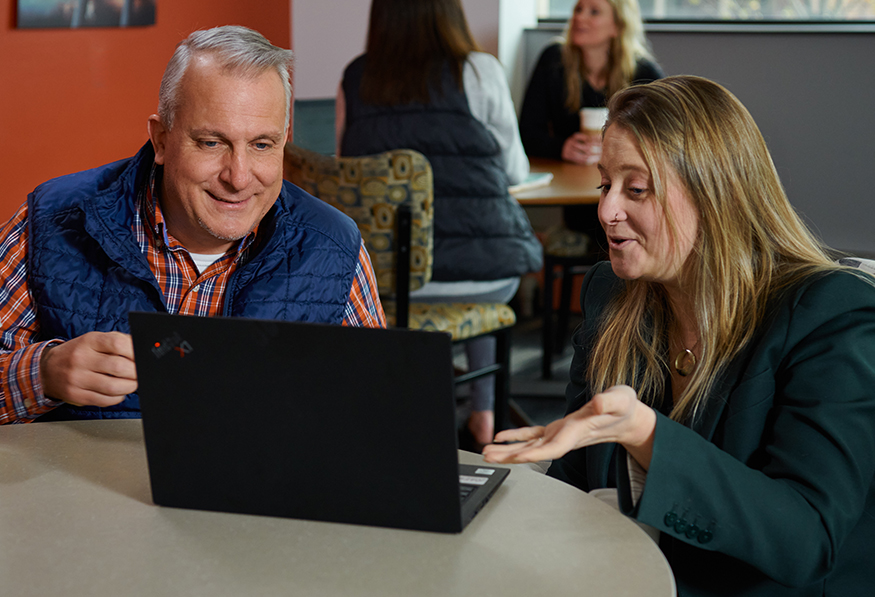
[0,420,675,596]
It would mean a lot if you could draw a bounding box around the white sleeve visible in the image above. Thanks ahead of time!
[463,52,529,185]
[627,451,647,507]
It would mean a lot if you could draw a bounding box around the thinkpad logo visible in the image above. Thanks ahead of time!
[151,332,193,359]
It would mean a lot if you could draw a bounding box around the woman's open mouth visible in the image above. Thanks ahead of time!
[608,236,634,249]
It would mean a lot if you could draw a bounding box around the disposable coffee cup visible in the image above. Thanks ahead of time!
[580,107,608,136]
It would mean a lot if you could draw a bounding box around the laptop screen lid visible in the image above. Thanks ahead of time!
[129,312,503,533]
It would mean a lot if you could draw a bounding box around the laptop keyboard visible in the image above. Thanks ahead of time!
[459,474,490,503]
[459,483,476,503]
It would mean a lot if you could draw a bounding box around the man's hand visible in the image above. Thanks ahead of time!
[40,332,138,407]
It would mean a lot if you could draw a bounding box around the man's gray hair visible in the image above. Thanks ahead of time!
[157,25,294,130]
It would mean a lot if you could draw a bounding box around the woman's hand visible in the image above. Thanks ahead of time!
[481,385,656,469]
[561,132,602,165]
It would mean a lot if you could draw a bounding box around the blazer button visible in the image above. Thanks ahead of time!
[697,529,713,544]
[664,512,677,527]
[674,518,688,535]
[685,523,699,540]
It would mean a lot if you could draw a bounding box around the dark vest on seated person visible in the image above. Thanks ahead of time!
[28,142,362,421]
[341,54,542,282]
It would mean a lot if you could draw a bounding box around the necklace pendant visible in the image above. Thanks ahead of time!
[674,349,697,377]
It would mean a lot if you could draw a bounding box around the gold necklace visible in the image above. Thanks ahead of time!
[673,349,697,377]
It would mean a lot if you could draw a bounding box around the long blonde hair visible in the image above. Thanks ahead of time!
[587,76,842,422]
[562,0,652,111]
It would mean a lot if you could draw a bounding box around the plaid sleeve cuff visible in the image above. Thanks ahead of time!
[342,242,386,329]
[1,340,63,424]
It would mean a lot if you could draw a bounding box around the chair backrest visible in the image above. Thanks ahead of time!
[838,257,875,276]
[284,144,434,325]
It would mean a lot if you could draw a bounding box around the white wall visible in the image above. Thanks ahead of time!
[291,0,537,101]
[460,0,540,106]
[463,0,501,55]
[292,0,370,100]
[497,0,539,108]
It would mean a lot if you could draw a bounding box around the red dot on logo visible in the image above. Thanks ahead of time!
[154,342,160,348]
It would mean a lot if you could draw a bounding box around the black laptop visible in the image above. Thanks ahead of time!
[129,312,509,533]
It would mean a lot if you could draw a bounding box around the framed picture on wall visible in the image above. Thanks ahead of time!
[17,0,156,29]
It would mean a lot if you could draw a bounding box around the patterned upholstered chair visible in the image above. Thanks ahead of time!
[284,144,519,430]
[540,226,601,379]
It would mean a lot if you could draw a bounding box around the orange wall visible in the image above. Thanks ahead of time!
[0,0,291,222]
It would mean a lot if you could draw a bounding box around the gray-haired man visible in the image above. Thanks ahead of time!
[0,26,384,424]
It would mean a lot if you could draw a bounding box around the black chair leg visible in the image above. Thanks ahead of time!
[557,263,574,354]
[541,256,556,380]
[493,328,512,433]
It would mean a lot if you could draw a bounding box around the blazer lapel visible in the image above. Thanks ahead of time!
[692,340,759,441]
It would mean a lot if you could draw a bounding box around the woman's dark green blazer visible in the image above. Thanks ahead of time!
[548,261,875,596]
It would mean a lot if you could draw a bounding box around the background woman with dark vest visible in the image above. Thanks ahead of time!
[519,0,662,240]
[337,0,542,448]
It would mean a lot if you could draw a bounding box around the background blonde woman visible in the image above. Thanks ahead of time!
[519,0,662,236]
[486,75,875,596]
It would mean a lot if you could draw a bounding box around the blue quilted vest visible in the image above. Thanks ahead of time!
[341,54,542,281]
[28,143,362,421]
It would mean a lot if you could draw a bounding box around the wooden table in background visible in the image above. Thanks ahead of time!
[511,158,602,206]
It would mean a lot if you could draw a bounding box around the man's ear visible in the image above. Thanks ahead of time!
[147,115,168,165]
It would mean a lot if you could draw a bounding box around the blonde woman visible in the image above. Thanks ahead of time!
[519,0,662,234]
[485,76,875,596]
